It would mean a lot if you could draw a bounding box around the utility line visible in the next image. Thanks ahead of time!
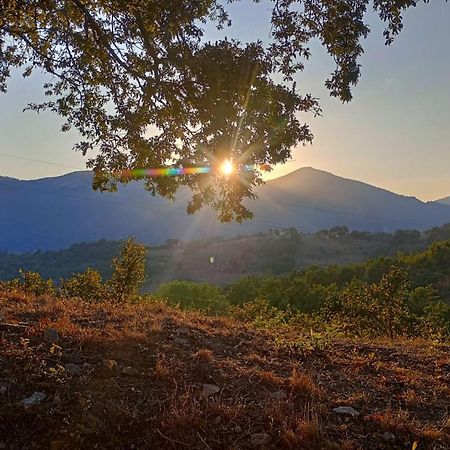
[0,152,84,171]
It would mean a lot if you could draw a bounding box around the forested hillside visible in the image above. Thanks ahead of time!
[1,224,450,290]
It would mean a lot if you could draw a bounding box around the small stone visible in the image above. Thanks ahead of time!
[176,327,190,335]
[62,353,83,364]
[251,433,269,447]
[44,328,59,344]
[121,366,138,376]
[23,392,46,408]
[161,317,173,328]
[174,337,188,345]
[381,432,395,442]
[0,382,7,395]
[271,390,286,400]
[333,406,360,417]
[202,384,220,397]
[65,363,83,376]
[98,359,118,378]
[50,441,69,450]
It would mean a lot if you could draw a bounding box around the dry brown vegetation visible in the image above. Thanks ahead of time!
[0,292,449,449]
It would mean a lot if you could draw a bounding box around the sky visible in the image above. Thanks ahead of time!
[0,1,449,201]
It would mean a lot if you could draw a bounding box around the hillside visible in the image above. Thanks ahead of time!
[2,168,450,253]
[437,197,450,206]
[0,226,435,288]
[1,294,449,449]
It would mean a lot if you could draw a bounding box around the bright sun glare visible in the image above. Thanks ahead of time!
[220,159,234,176]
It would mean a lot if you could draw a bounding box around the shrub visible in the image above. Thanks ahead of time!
[323,266,411,338]
[373,266,410,339]
[109,238,147,302]
[228,297,288,328]
[61,268,106,302]
[154,280,229,313]
[408,286,450,339]
[18,269,54,296]
[0,278,20,292]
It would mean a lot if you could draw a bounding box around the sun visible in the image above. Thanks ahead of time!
[220,159,234,176]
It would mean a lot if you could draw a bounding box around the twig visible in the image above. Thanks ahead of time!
[156,429,190,447]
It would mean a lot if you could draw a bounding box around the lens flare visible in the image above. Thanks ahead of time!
[220,159,234,176]
[117,162,270,180]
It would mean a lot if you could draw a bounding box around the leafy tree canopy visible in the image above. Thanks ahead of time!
[0,0,431,220]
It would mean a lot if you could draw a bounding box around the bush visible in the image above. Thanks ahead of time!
[0,278,20,292]
[61,268,106,302]
[154,280,229,313]
[18,270,54,296]
[109,238,147,302]
[323,266,410,338]
[408,286,450,339]
[228,298,288,328]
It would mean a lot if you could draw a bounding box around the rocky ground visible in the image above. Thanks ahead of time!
[0,292,449,449]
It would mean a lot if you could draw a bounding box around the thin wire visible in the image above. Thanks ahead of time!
[0,152,84,171]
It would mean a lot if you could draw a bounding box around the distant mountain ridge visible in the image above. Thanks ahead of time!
[437,196,450,206]
[1,167,450,253]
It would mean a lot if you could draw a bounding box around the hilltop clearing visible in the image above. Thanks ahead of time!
[0,294,449,449]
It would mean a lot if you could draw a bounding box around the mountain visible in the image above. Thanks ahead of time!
[436,196,450,206]
[2,167,450,252]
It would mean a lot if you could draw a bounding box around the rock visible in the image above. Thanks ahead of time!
[202,384,220,397]
[98,359,118,378]
[161,317,174,328]
[121,366,138,376]
[251,433,269,447]
[268,388,285,400]
[176,327,190,335]
[174,337,188,345]
[44,328,59,344]
[50,441,69,450]
[65,363,83,376]
[23,392,46,408]
[62,353,83,364]
[0,382,7,395]
[333,406,360,417]
[82,412,104,428]
[271,390,286,400]
[381,432,395,442]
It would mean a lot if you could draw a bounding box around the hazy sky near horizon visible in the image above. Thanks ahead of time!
[0,1,449,201]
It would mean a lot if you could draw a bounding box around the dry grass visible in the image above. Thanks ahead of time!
[289,368,320,398]
[0,292,449,449]
[195,348,214,363]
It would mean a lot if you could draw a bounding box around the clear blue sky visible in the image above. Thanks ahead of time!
[0,1,449,201]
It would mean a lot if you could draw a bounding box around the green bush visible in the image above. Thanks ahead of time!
[61,268,106,302]
[407,286,450,339]
[109,238,147,302]
[18,270,54,296]
[323,266,411,338]
[154,280,229,313]
[228,298,288,328]
[0,278,20,292]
